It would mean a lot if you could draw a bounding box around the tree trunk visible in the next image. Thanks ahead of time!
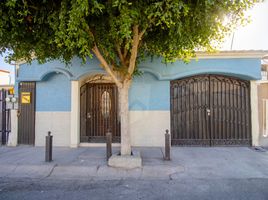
[118,81,131,156]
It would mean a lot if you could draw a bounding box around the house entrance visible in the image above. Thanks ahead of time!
[170,75,251,146]
[18,82,36,145]
[80,83,120,143]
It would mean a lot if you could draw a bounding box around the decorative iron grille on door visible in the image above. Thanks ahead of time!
[80,83,120,143]
[171,75,251,146]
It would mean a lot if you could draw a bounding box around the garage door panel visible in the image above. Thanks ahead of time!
[210,75,251,145]
[171,74,251,146]
[171,75,210,146]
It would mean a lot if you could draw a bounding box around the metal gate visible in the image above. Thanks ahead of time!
[80,83,120,143]
[171,74,251,146]
[0,89,10,145]
[18,82,36,145]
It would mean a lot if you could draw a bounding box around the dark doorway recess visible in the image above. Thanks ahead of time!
[18,82,36,145]
[80,83,120,143]
[170,74,251,146]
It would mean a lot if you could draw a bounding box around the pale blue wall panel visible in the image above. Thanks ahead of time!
[18,57,261,81]
[138,58,261,80]
[17,56,261,112]
[36,73,71,111]
[130,73,169,110]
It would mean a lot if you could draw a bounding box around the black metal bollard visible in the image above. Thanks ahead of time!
[45,131,53,162]
[106,131,112,161]
[164,129,171,160]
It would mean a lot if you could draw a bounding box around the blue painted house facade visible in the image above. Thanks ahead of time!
[8,51,267,147]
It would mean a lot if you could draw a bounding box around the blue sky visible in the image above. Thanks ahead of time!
[1,1,268,84]
[221,0,268,50]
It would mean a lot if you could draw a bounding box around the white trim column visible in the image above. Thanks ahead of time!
[70,81,80,147]
[251,80,260,146]
[7,109,18,146]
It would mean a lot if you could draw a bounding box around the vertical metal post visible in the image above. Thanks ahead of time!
[0,89,3,145]
[45,131,53,162]
[164,129,171,160]
[106,131,112,161]
[1,89,7,145]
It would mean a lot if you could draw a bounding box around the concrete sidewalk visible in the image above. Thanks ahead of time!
[0,146,268,181]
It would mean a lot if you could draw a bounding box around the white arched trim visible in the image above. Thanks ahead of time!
[39,68,74,80]
[139,67,257,81]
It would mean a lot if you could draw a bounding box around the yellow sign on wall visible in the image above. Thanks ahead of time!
[21,92,31,104]
[9,88,14,95]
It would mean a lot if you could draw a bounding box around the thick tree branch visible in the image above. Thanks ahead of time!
[139,27,147,39]
[123,47,128,59]
[116,44,127,67]
[128,25,140,76]
[92,45,122,87]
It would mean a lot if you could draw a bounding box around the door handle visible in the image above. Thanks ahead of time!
[87,112,91,119]
[17,110,21,117]
[206,108,211,116]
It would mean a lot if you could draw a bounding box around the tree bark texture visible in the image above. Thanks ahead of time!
[118,82,131,155]
[91,25,142,156]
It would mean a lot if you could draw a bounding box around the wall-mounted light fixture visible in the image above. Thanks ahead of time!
[5,96,17,109]
[11,97,17,103]
[5,97,11,103]
[5,96,17,103]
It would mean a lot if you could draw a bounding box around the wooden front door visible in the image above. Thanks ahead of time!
[170,75,251,146]
[18,82,36,145]
[80,83,120,143]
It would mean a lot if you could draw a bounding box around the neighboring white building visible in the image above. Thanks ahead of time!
[0,69,11,86]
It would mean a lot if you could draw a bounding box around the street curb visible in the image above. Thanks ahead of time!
[0,163,184,180]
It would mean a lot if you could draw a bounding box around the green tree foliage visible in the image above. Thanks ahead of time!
[0,0,261,155]
[0,0,260,83]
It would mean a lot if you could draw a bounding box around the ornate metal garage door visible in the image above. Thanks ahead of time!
[80,83,120,143]
[171,75,251,146]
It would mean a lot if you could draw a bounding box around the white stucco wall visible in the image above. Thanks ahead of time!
[251,80,260,146]
[129,111,170,147]
[7,109,18,147]
[70,81,80,148]
[0,71,11,85]
[35,112,70,146]
[33,111,169,147]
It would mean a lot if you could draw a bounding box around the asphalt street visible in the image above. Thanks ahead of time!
[0,177,268,200]
[1,146,268,199]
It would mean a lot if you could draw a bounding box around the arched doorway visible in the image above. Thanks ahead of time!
[170,74,251,146]
[80,82,121,143]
